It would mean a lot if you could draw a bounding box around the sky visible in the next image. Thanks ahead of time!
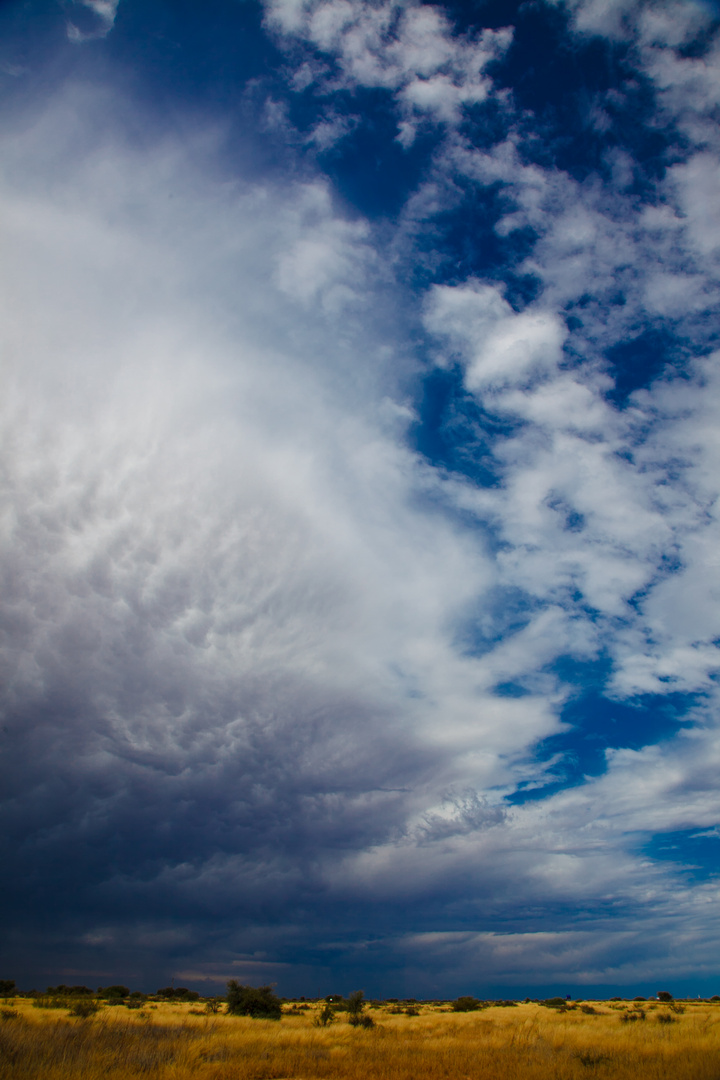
[1,0,720,1000]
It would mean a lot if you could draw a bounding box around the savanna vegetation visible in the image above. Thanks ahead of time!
[2,986,720,1079]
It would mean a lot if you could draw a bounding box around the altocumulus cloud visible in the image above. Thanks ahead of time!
[2,0,720,996]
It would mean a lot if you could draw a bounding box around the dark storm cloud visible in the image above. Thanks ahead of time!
[2,0,720,995]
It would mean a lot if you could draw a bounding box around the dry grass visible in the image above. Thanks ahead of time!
[2,998,720,1079]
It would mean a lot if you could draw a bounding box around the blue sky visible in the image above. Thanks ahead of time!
[2,0,720,999]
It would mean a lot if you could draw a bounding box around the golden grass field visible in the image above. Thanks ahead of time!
[2,997,720,1080]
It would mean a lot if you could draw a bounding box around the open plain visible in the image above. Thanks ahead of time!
[1,998,719,1080]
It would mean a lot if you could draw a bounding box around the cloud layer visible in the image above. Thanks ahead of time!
[2,0,720,995]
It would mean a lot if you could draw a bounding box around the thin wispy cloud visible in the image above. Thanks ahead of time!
[67,0,120,41]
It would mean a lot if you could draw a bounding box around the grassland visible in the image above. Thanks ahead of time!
[2,997,720,1079]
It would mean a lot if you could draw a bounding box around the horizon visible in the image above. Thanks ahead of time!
[4,982,711,1003]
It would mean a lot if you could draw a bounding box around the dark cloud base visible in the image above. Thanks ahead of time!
[2,0,720,996]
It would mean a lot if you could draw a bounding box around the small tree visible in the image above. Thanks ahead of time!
[347,991,374,1028]
[226,981,282,1020]
[0,981,15,999]
[314,1002,335,1026]
[657,991,673,1002]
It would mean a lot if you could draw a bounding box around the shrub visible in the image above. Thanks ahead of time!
[349,1013,375,1028]
[98,986,129,1000]
[226,981,282,1020]
[70,1000,100,1019]
[620,1009,646,1022]
[0,1009,18,1020]
[156,986,200,1001]
[347,991,374,1028]
[657,1012,676,1024]
[657,991,673,1002]
[452,996,481,1012]
[0,981,16,998]
[346,991,365,1019]
[314,1003,335,1027]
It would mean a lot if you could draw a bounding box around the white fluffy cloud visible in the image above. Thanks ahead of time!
[424,281,566,390]
[263,0,512,143]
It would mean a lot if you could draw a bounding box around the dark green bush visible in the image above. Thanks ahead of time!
[314,1002,335,1026]
[346,990,374,1027]
[348,1013,375,1028]
[156,987,200,1001]
[657,991,673,1002]
[452,996,481,1012]
[345,991,364,1018]
[226,981,282,1020]
[98,986,129,1000]
[70,999,100,1018]
[543,998,569,1010]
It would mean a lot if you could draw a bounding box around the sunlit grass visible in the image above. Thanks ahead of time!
[2,998,720,1079]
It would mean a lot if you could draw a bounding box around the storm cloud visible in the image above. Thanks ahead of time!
[2,0,720,997]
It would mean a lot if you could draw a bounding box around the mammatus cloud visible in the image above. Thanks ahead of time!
[0,88,566,989]
[3,0,720,993]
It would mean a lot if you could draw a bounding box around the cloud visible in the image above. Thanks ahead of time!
[274,182,373,308]
[67,0,120,41]
[0,83,575,986]
[424,281,566,390]
[263,0,512,142]
[4,0,720,995]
